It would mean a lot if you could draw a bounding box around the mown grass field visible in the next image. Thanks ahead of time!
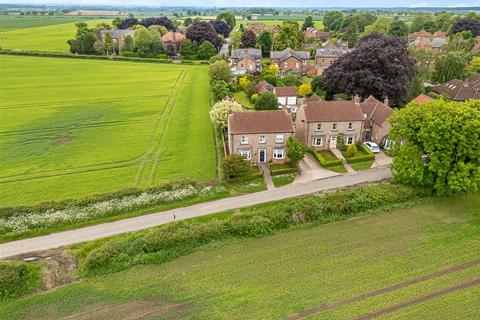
[0,18,110,52]
[0,55,216,207]
[1,195,478,319]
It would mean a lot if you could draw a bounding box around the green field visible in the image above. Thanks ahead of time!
[0,55,216,207]
[1,195,478,319]
[0,19,110,52]
[0,16,103,32]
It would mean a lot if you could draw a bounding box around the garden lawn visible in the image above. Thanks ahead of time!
[0,19,110,52]
[1,195,478,319]
[0,55,216,207]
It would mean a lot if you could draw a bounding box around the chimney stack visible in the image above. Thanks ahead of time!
[353,94,361,105]
[384,96,389,106]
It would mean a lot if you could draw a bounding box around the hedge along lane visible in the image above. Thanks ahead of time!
[0,167,391,259]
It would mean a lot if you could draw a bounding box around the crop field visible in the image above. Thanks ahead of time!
[0,195,478,319]
[0,55,216,207]
[0,18,111,52]
[0,16,101,32]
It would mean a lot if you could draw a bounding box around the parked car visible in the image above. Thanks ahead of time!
[364,142,380,153]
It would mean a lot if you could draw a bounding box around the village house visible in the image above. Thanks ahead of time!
[322,40,349,50]
[100,29,135,47]
[433,73,480,101]
[161,31,185,51]
[295,96,393,150]
[314,47,350,74]
[273,87,298,111]
[230,48,262,75]
[256,80,274,94]
[409,29,448,54]
[227,110,294,164]
[304,27,330,42]
[270,48,310,75]
[248,23,281,35]
[411,94,434,104]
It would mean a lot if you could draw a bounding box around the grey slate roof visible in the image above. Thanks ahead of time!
[231,48,262,60]
[100,29,135,40]
[412,37,447,48]
[315,48,350,58]
[270,48,310,62]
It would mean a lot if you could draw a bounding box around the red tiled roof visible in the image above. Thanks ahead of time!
[412,94,434,104]
[228,110,294,134]
[304,101,364,122]
[274,87,297,97]
[162,31,185,43]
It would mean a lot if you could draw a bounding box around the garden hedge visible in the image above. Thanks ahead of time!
[307,148,343,167]
[79,183,431,277]
[0,50,208,65]
[344,145,375,163]
[269,163,298,176]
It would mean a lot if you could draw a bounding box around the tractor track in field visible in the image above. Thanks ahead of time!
[0,94,169,110]
[353,277,480,320]
[0,119,153,137]
[285,259,480,320]
[133,69,186,187]
[148,70,188,185]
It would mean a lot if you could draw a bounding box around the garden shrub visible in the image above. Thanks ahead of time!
[222,154,251,179]
[80,183,432,276]
[346,144,358,158]
[0,261,41,301]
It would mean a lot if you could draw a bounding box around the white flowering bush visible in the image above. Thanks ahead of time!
[0,184,227,238]
[209,99,244,128]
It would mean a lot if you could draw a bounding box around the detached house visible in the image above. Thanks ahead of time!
[248,24,281,35]
[161,31,185,51]
[270,48,310,75]
[433,74,480,101]
[314,41,350,74]
[228,110,294,164]
[230,48,262,75]
[304,27,330,42]
[295,96,394,150]
[100,29,135,47]
[273,87,298,111]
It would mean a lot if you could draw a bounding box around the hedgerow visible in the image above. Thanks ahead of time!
[0,261,42,301]
[79,183,431,277]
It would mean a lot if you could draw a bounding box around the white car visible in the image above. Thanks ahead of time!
[363,142,381,153]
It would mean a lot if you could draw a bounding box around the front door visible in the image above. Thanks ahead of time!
[258,149,266,163]
[330,136,337,149]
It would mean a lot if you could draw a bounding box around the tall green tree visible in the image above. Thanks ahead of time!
[241,29,257,48]
[363,17,390,36]
[388,18,409,37]
[390,100,480,195]
[302,16,315,31]
[432,52,467,83]
[255,91,278,110]
[286,137,306,165]
[343,21,358,47]
[256,31,273,56]
[410,15,437,33]
[217,11,236,29]
[273,21,302,50]
[198,41,218,60]
[323,11,343,32]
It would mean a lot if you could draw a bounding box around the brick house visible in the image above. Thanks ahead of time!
[228,110,294,164]
[304,27,330,42]
[361,96,394,144]
[100,29,135,47]
[273,87,298,111]
[248,24,281,35]
[256,80,274,94]
[270,48,310,75]
[314,48,349,74]
[161,31,185,51]
[230,48,262,75]
[295,96,394,150]
[295,100,364,150]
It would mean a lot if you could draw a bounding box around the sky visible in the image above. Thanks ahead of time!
[4,0,480,8]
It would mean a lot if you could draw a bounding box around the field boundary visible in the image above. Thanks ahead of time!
[286,259,480,320]
[0,50,209,65]
[354,278,480,320]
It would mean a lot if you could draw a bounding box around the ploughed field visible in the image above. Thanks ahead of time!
[0,55,216,207]
[0,18,110,52]
[1,195,478,319]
